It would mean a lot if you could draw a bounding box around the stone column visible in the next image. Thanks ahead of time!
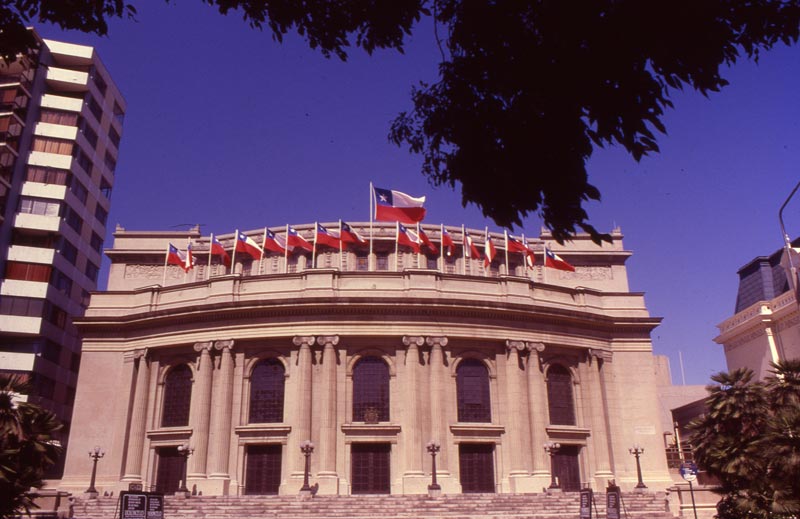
[402,336,424,477]
[292,336,315,476]
[316,335,339,480]
[426,336,449,474]
[208,340,235,480]
[122,349,149,481]
[504,341,527,478]
[587,350,614,482]
[189,341,214,477]
[525,342,549,478]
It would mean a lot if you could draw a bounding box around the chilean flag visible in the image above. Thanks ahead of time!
[544,247,575,272]
[316,223,341,249]
[465,234,482,260]
[397,223,421,253]
[441,227,455,257]
[484,234,496,268]
[418,225,438,255]
[287,227,313,252]
[263,229,286,254]
[166,243,191,272]
[210,235,231,267]
[373,186,426,223]
[235,232,262,259]
[184,242,195,271]
[341,222,368,247]
[508,234,535,269]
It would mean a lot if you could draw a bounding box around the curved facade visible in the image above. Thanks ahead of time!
[60,223,671,496]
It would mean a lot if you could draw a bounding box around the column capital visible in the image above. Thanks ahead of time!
[425,336,449,347]
[193,341,214,353]
[587,348,612,363]
[506,340,526,353]
[293,336,316,347]
[214,339,235,352]
[124,348,148,362]
[526,341,546,353]
[316,335,340,347]
[403,336,425,348]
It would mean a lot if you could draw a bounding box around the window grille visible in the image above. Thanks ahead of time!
[161,365,192,427]
[352,357,389,422]
[547,364,576,425]
[249,359,285,423]
[456,359,491,422]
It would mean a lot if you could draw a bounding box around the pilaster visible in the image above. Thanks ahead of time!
[587,349,614,487]
[122,349,149,482]
[188,341,214,479]
[504,340,533,492]
[401,336,425,493]
[525,342,551,488]
[425,336,453,491]
[316,335,340,494]
[207,340,235,494]
[291,336,315,484]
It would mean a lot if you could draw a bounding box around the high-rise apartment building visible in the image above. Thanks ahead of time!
[0,33,125,466]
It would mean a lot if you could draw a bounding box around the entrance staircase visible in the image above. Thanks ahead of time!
[72,492,675,519]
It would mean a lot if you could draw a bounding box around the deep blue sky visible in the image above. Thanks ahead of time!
[36,3,800,385]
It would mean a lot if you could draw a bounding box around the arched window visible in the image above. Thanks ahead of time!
[161,364,192,427]
[352,357,389,422]
[456,359,491,422]
[249,359,285,423]
[546,364,576,425]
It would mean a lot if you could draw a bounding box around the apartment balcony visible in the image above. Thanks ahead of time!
[28,150,73,170]
[7,244,57,264]
[1,279,49,299]
[0,351,36,371]
[40,93,83,113]
[0,113,23,152]
[14,212,61,232]
[21,181,68,201]
[0,71,33,97]
[0,84,31,118]
[0,315,42,335]
[45,66,89,93]
[35,121,78,141]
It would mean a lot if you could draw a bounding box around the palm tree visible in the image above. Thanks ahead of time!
[0,373,62,519]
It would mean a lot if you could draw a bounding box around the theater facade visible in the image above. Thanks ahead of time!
[60,223,672,496]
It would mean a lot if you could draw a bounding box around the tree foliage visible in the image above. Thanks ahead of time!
[0,374,62,519]
[690,361,800,519]
[2,1,800,241]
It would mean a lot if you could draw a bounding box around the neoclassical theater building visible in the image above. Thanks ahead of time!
[60,223,672,497]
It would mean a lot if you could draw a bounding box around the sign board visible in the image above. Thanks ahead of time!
[120,491,164,519]
[579,488,593,519]
[680,462,699,483]
[606,486,621,519]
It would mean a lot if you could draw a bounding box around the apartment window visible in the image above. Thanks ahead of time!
[79,118,98,149]
[64,207,82,234]
[80,289,91,308]
[100,177,112,199]
[456,359,491,423]
[51,268,73,296]
[547,364,576,426]
[26,166,69,185]
[71,352,81,373]
[43,301,67,329]
[91,68,107,97]
[352,357,390,422]
[248,359,285,424]
[90,232,103,253]
[42,340,60,364]
[4,261,51,283]
[19,197,60,217]
[103,151,116,173]
[108,126,120,149]
[0,296,45,317]
[60,240,78,265]
[73,147,92,173]
[376,253,389,271]
[40,109,79,126]
[84,261,99,283]
[355,252,368,271]
[161,365,192,428]
[113,101,124,124]
[94,204,108,225]
[32,137,73,156]
[86,94,103,123]
[33,374,55,400]
[11,230,57,248]
[70,178,88,205]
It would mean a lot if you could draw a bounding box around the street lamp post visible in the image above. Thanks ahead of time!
[85,446,105,497]
[543,441,561,491]
[299,440,315,494]
[629,444,647,490]
[176,443,193,495]
[426,441,441,496]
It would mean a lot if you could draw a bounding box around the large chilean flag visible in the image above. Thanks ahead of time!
[373,186,426,224]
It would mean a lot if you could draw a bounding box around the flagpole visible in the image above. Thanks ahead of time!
[339,220,344,271]
[416,222,422,269]
[369,182,374,272]
[461,225,467,276]
[484,226,489,277]
[232,229,240,276]
[439,223,444,272]
[162,244,169,287]
[312,222,318,270]
[523,232,529,280]
[395,222,400,272]
[208,233,214,279]
[504,230,510,276]
[284,225,289,274]
[257,227,266,275]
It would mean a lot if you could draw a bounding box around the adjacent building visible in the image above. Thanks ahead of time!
[0,33,125,463]
[61,224,674,496]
